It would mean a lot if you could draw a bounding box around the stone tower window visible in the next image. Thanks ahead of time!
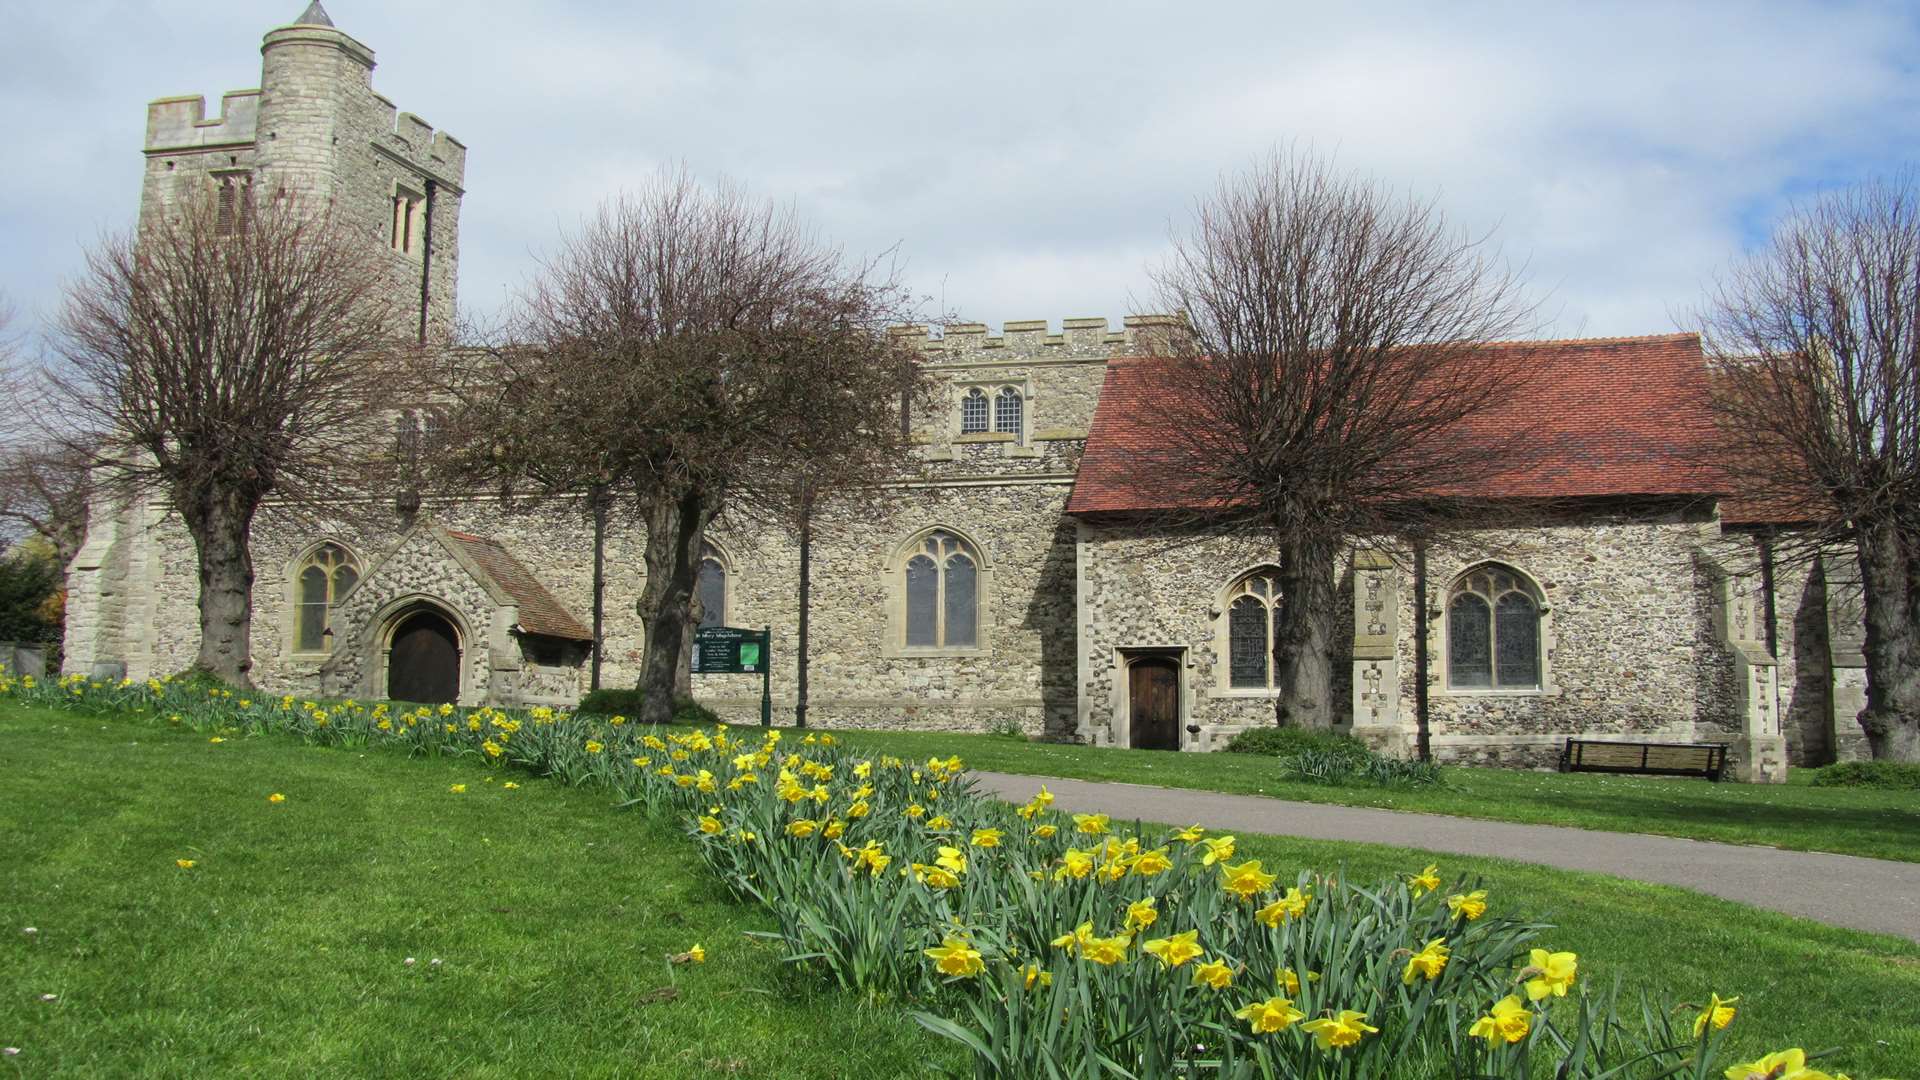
[994,387,1024,443]
[1223,569,1282,689]
[391,183,426,258]
[1446,564,1542,690]
[960,388,989,434]
[696,545,727,630]
[294,542,360,653]
[213,172,252,236]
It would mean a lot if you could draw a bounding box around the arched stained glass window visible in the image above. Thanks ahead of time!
[960,388,990,433]
[294,543,359,653]
[903,531,980,648]
[696,554,726,631]
[993,387,1023,442]
[1447,565,1542,690]
[1224,570,1282,689]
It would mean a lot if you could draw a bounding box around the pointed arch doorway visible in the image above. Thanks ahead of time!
[387,607,461,704]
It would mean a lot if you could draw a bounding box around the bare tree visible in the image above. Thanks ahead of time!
[0,442,91,565]
[437,169,927,726]
[1703,175,1920,761]
[1138,148,1535,729]
[47,191,397,685]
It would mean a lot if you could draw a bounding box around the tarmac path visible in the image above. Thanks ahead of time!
[970,771,1920,943]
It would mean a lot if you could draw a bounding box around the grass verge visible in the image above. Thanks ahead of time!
[829,728,1920,863]
[0,704,959,1079]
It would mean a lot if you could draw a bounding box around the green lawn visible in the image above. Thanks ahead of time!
[7,706,1919,1077]
[830,728,1920,862]
[0,705,958,1078]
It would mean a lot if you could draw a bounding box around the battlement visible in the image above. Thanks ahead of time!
[891,315,1183,362]
[145,91,260,153]
[368,94,467,186]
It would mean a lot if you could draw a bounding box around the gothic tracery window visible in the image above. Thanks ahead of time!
[904,530,978,648]
[960,388,990,434]
[1224,570,1283,688]
[294,542,359,652]
[696,547,727,630]
[1446,564,1541,689]
[994,387,1024,442]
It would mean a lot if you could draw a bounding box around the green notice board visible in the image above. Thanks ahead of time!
[692,626,769,674]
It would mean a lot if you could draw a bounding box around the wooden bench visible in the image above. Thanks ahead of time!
[1559,739,1727,782]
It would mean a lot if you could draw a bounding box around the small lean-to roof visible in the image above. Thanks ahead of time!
[440,530,593,641]
[1067,333,1724,516]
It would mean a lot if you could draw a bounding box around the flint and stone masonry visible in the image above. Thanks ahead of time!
[63,4,1875,779]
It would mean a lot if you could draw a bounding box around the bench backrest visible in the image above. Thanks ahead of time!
[1566,740,1724,778]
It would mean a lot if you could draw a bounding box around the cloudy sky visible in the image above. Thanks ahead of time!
[4,1,1917,341]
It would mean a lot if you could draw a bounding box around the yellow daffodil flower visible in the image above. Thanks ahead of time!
[1302,1009,1379,1050]
[1469,995,1531,1045]
[697,816,723,835]
[935,847,968,875]
[449,784,466,794]
[1276,968,1320,994]
[503,782,520,790]
[1723,1048,1844,1080]
[1522,949,1578,1001]
[1447,890,1488,921]
[1174,824,1206,843]
[1220,859,1278,900]
[1073,813,1111,836]
[786,819,819,838]
[1055,848,1095,881]
[175,859,196,869]
[1402,938,1449,983]
[1130,847,1173,876]
[1192,958,1234,989]
[1051,922,1096,956]
[1081,934,1129,965]
[1694,992,1739,1038]
[1254,885,1312,927]
[1125,896,1158,931]
[1235,996,1305,1034]
[823,819,846,840]
[925,933,990,976]
[1021,963,1053,990]
[1407,864,1441,897]
[1141,930,1202,968]
[970,828,1002,848]
[925,815,953,830]
[1201,835,1237,866]
[1032,823,1058,839]
[584,740,604,754]
[267,793,286,804]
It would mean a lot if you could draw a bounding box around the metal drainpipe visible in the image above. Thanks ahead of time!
[1414,540,1431,762]
[417,179,436,346]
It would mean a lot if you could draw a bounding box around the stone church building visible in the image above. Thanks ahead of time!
[63,4,1874,779]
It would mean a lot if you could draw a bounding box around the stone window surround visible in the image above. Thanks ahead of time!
[1109,645,1194,749]
[879,524,994,659]
[284,538,364,660]
[390,179,426,260]
[947,376,1033,446]
[1436,560,1557,697]
[1209,564,1289,698]
[696,540,734,629]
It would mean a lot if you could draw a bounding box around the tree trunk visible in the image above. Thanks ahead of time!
[1855,515,1920,760]
[178,483,260,687]
[589,484,607,691]
[795,484,813,729]
[1270,531,1338,729]
[636,484,714,727]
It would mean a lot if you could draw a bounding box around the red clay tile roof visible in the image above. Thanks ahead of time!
[441,530,593,641]
[1067,333,1724,515]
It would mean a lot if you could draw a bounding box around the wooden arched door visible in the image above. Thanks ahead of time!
[1128,656,1181,750]
[388,609,460,704]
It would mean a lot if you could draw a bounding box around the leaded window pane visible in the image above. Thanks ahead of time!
[906,554,938,646]
[334,565,358,601]
[944,554,977,647]
[297,566,328,651]
[961,389,989,433]
[1448,593,1492,688]
[697,559,725,630]
[1495,591,1540,688]
[1228,596,1269,688]
[993,388,1022,441]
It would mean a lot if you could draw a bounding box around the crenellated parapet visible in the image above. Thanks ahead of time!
[892,315,1182,364]
[368,95,467,189]
[145,91,261,154]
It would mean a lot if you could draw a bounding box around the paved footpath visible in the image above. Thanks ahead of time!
[971,771,1920,944]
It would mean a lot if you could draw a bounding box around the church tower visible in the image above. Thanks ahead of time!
[139,2,467,343]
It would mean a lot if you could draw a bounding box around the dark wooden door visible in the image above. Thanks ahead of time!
[1128,656,1180,750]
[388,610,460,704]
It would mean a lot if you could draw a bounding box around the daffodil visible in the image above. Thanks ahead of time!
[1141,929,1202,968]
[1051,922,1096,956]
[1723,1048,1844,1080]
[1276,967,1319,994]
[1192,957,1234,989]
[175,858,196,869]
[785,819,819,838]
[1130,847,1173,876]
[1694,992,1739,1038]
[697,815,723,835]
[1073,813,1111,836]
[1201,835,1237,866]
[1221,859,1277,899]
[267,793,286,804]
[503,781,520,790]
[1174,824,1206,843]
[970,827,1002,848]
[1235,996,1305,1034]
[1447,890,1488,921]
[1255,887,1311,927]
[687,944,705,963]
[1407,863,1441,897]
[1468,995,1531,1045]
[924,937,984,977]
[448,783,467,794]
[1301,1010,1378,1050]
[1402,938,1449,983]
[1522,949,1578,1001]
[1032,823,1058,839]
[1125,896,1158,931]
[1081,934,1130,965]
[1021,964,1053,990]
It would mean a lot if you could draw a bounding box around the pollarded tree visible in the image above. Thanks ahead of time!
[1138,148,1535,729]
[437,170,928,727]
[1704,175,1920,761]
[47,190,396,685]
